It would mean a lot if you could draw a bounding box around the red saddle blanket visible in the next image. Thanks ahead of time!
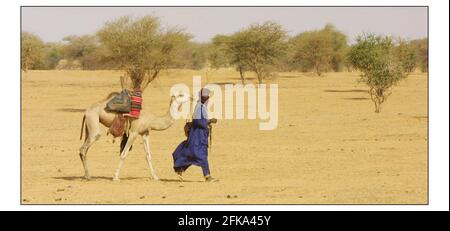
[126,89,143,118]
[109,114,126,138]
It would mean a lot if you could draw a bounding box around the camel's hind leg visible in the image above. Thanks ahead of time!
[79,135,100,180]
[113,132,138,181]
[79,114,101,180]
[143,133,159,181]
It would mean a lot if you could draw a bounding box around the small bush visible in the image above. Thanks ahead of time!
[348,34,409,113]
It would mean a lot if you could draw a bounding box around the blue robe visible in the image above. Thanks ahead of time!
[172,102,210,176]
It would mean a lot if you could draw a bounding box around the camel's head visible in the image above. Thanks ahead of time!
[171,92,190,106]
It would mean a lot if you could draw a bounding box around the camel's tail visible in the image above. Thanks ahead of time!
[80,114,86,140]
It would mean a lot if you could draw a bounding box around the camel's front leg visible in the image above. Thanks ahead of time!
[143,133,159,181]
[113,132,137,181]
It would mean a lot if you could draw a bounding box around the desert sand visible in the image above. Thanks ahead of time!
[21,69,427,204]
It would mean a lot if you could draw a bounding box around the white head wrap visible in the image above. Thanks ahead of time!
[193,88,210,119]
[200,88,210,98]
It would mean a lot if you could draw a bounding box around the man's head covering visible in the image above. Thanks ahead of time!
[194,88,210,119]
[199,88,210,98]
[198,88,210,104]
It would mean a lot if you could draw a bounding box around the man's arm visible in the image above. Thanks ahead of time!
[193,116,209,129]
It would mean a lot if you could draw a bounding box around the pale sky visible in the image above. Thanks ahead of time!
[21,7,427,43]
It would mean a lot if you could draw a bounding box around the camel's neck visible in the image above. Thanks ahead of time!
[148,98,180,131]
[165,100,180,125]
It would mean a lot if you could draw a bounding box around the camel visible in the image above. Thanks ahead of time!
[79,91,190,181]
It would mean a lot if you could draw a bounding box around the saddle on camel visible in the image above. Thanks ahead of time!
[105,77,143,139]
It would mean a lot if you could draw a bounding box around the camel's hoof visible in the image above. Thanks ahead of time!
[152,176,160,181]
[84,175,91,180]
[112,177,120,182]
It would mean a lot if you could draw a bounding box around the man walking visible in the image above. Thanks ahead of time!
[172,88,217,182]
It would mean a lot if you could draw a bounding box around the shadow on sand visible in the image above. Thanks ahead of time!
[53,176,204,183]
[56,108,85,113]
[324,89,368,93]
[343,97,369,100]
[209,82,234,86]
[53,176,142,181]
[159,178,204,183]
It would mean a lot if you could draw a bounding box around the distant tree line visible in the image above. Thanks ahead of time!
[21,17,428,79]
[21,15,428,113]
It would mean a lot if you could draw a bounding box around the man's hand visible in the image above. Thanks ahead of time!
[209,118,218,124]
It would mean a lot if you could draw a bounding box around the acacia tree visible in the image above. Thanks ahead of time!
[291,31,333,76]
[61,35,100,69]
[21,32,45,71]
[209,34,249,84]
[348,34,409,113]
[208,35,231,69]
[395,40,417,74]
[289,24,348,76]
[410,38,428,72]
[328,25,349,72]
[43,42,64,69]
[180,42,209,70]
[97,16,191,90]
[226,22,287,84]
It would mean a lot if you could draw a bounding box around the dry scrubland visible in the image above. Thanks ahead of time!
[21,69,427,204]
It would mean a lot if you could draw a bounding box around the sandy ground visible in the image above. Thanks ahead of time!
[21,69,427,204]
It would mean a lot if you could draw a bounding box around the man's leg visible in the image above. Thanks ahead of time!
[174,166,190,182]
[202,162,218,182]
[201,163,210,177]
